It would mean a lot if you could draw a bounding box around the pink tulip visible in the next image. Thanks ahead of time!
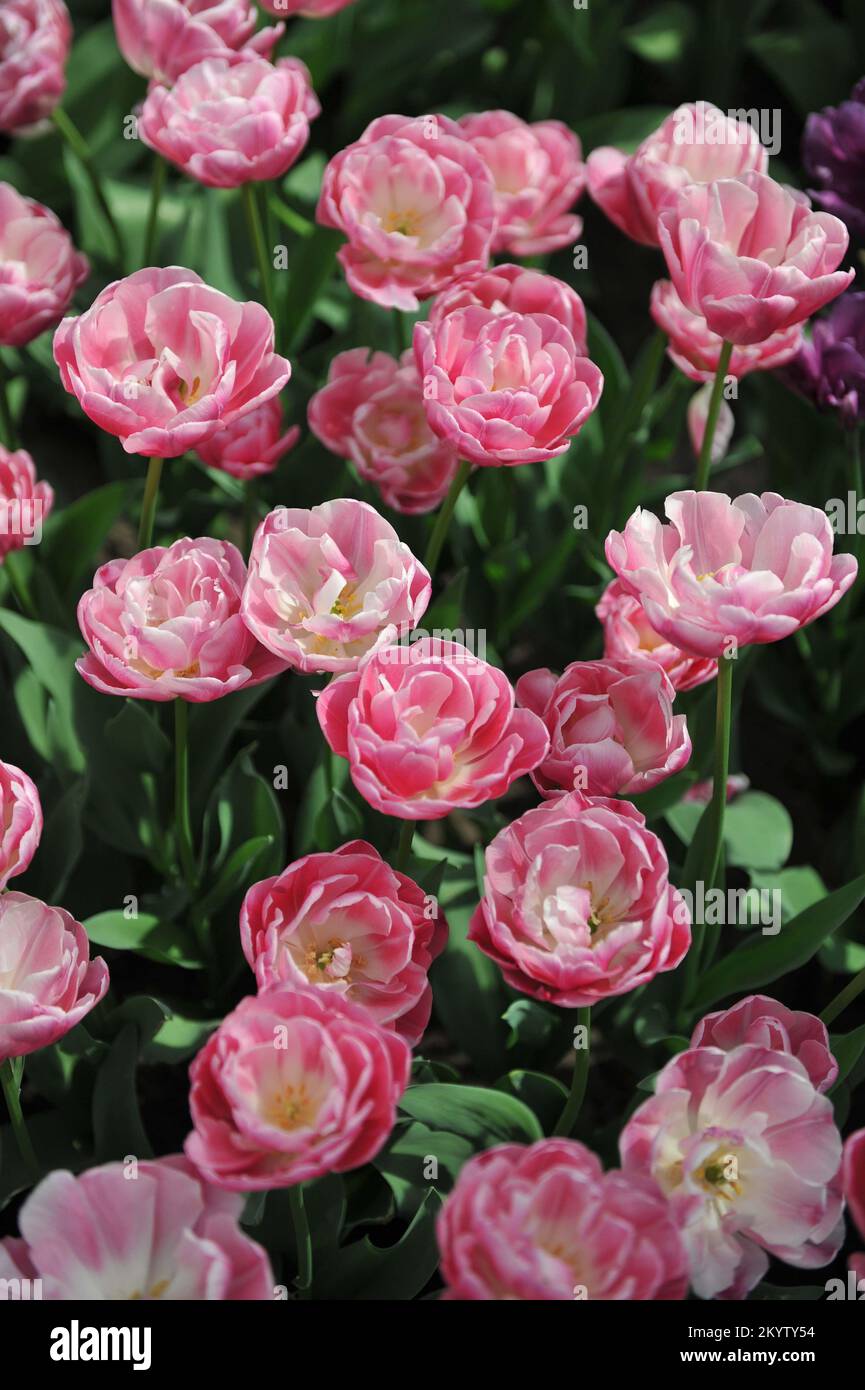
[112,0,282,85]
[596,579,716,694]
[650,279,803,383]
[516,657,691,798]
[468,791,690,1007]
[620,1044,844,1299]
[458,110,585,256]
[77,537,286,702]
[0,892,109,1061]
[0,183,88,348]
[687,382,735,465]
[259,0,358,13]
[844,1130,865,1253]
[139,55,319,190]
[241,498,431,673]
[195,397,299,480]
[0,445,54,561]
[316,637,549,819]
[429,262,587,353]
[658,172,853,346]
[0,1156,273,1299]
[691,995,838,1094]
[53,266,291,458]
[240,840,447,1046]
[606,490,858,659]
[185,981,410,1190]
[0,761,41,891]
[317,113,495,311]
[586,101,768,247]
[0,0,70,134]
[415,306,602,467]
[437,1138,689,1300]
[308,348,460,515]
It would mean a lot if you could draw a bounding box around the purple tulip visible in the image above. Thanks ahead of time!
[784,291,865,427]
[803,78,865,239]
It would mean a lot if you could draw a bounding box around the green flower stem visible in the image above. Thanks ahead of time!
[174,699,197,892]
[395,820,414,872]
[821,963,865,1028]
[553,1006,591,1136]
[52,106,125,268]
[288,1184,313,1293]
[242,182,275,322]
[424,460,472,578]
[682,653,735,1009]
[138,456,164,550]
[694,340,733,490]
[0,1059,39,1176]
[4,552,37,619]
[0,352,18,449]
[243,479,258,556]
[142,154,167,265]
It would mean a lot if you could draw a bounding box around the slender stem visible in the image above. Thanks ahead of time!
[0,351,18,449]
[242,182,275,322]
[835,425,863,637]
[695,341,733,490]
[288,1184,313,1293]
[4,552,37,619]
[681,654,735,1010]
[821,963,865,1028]
[424,460,472,578]
[143,154,167,265]
[174,699,197,891]
[52,106,125,267]
[553,1007,591,1136]
[243,479,258,556]
[0,1059,39,1176]
[395,819,414,872]
[138,456,164,550]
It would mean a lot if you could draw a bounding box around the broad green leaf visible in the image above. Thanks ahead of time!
[399,1082,543,1146]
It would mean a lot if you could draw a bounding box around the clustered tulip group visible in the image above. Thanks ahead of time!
[0,1,863,1306]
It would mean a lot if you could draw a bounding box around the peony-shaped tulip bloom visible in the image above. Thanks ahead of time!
[241,498,431,673]
[468,791,690,1008]
[195,397,299,480]
[308,348,460,515]
[112,0,282,85]
[76,537,286,702]
[415,306,603,467]
[240,840,447,1046]
[691,995,838,1095]
[0,0,70,134]
[0,445,54,561]
[0,760,42,891]
[844,1129,865,1283]
[429,262,587,353]
[650,279,803,384]
[139,55,319,190]
[259,0,358,14]
[606,490,858,659]
[516,657,691,798]
[317,113,495,311]
[596,579,716,693]
[458,110,585,257]
[803,79,865,241]
[437,1138,689,1301]
[586,101,768,247]
[783,290,865,428]
[658,172,853,347]
[0,183,88,349]
[0,1156,273,1299]
[185,981,410,1190]
[620,1044,845,1299]
[53,266,291,458]
[316,638,549,820]
[0,892,109,1061]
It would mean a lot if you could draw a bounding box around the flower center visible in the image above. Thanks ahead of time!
[329,584,363,620]
[263,1080,315,1132]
